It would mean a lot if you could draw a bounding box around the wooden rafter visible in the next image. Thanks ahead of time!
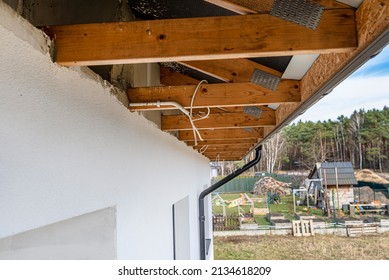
[179,128,263,141]
[208,157,244,161]
[48,9,357,66]
[161,111,276,131]
[128,81,300,111]
[199,146,250,153]
[203,151,247,158]
[187,139,259,146]
[179,58,282,83]
[194,143,255,150]
[204,0,258,14]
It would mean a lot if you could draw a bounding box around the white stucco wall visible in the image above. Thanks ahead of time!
[0,3,210,260]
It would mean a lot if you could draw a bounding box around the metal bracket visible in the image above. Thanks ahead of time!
[270,0,324,30]
[250,68,280,91]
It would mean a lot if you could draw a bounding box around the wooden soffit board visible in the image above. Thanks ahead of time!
[48,8,357,66]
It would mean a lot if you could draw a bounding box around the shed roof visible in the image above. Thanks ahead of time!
[309,162,358,186]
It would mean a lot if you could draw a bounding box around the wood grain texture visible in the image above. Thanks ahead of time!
[162,111,276,131]
[179,128,264,141]
[49,9,357,66]
[179,59,282,83]
[128,81,301,109]
[188,139,259,146]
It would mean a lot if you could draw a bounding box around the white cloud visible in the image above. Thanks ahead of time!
[294,75,389,122]
[293,45,389,123]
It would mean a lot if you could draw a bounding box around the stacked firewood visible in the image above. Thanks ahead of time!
[252,177,291,195]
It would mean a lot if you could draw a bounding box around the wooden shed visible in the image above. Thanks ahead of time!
[308,162,358,210]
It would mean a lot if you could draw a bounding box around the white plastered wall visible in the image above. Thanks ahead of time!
[0,2,210,260]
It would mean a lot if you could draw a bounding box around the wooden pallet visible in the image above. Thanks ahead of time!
[292,220,314,237]
[347,225,378,237]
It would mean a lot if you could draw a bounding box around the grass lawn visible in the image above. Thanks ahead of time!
[212,193,328,221]
[214,234,389,260]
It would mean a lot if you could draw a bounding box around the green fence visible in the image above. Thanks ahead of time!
[355,181,389,199]
[211,173,298,193]
[211,176,257,193]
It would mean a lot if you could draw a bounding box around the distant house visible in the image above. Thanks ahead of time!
[307,162,358,210]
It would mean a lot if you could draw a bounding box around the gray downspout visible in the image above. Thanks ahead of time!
[198,145,262,260]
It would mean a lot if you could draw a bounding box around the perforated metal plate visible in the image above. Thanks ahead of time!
[244,127,254,132]
[250,68,280,91]
[270,0,324,30]
[243,106,262,119]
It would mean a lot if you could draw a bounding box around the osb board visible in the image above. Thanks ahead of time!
[275,0,389,127]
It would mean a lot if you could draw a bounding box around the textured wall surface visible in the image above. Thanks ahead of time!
[0,2,210,260]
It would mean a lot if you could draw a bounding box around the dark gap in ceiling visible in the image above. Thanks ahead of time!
[128,0,235,20]
[160,62,225,84]
[249,57,293,73]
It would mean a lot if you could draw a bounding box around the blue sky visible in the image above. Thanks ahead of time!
[294,45,389,123]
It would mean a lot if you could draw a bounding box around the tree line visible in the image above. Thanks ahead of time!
[262,107,389,173]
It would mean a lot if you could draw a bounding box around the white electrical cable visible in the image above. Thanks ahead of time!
[128,100,204,145]
[199,145,208,154]
[129,79,210,147]
[189,80,208,119]
[189,80,209,145]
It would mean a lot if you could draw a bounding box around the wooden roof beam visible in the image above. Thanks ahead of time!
[195,144,254,151]
[162,111,276,131]
[187,139,259,146]
[198,146,250,153]
[204,0,258,15]
[49,9,357,66]
[179,58,282,83]
[128,81,300,111]
[203,151,247,159]
[179,128,264,141]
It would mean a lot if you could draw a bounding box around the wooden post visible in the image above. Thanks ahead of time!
[335,167,340,210]
[293,190,296,214]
